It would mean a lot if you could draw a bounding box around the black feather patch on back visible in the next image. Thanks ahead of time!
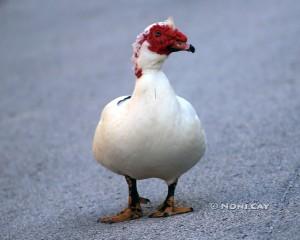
[117,96,131,106]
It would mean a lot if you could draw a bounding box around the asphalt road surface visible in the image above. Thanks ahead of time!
[1,0,300,239]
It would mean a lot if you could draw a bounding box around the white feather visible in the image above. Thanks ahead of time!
[93,31,206,184]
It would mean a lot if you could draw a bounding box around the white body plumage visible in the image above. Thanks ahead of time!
[93,22,206,185]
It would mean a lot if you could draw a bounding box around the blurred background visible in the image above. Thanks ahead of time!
[1,0,300,239]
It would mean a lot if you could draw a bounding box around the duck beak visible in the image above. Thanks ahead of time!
[186,44,195,53]
[168,41,196,53]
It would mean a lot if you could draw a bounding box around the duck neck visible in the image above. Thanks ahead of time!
[131,42,176,101]
[132,69,176,102]
[133,43,167,79]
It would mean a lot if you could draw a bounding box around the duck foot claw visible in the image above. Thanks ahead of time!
[98,207,143,224]
[149,206,193,218]
[139,197,150,204]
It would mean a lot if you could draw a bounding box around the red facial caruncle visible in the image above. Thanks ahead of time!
[146,24,189,55]
[132,18,195,78]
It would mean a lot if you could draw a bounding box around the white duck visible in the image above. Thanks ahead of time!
[93,17,206,223]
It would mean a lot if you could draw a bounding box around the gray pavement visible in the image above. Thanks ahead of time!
[1,0,300,239]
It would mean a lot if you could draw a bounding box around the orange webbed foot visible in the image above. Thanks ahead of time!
[98,206,143,224]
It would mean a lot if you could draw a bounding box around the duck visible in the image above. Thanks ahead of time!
[92,17,206,223]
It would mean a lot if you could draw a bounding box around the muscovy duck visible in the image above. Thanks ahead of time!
[93,17,206,223]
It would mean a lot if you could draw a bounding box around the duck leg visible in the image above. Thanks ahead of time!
[99,175,148,223]
[149,179,193,218]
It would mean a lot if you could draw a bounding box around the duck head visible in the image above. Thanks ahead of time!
[133,17,195,78]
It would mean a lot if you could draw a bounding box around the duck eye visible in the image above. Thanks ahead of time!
[155,31,161,37]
